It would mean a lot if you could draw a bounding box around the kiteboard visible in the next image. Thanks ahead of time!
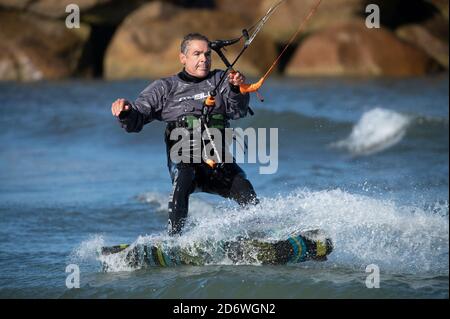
[100,229,333,270]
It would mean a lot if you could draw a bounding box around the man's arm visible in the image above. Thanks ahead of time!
[111,80,168,133]
[222,71,250,120]
[111,99,145,133]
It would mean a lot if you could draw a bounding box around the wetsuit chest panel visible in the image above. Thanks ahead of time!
[171,83,209,114]
[160,73,226,122]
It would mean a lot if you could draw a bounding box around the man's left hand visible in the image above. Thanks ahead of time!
[228,71,246,86]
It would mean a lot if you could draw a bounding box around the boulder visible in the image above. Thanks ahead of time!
[425,0,449,19]
[0,11,90,81]
[104,1,278,79]
[285,20,437,76]
[258,0,363,43]
[0,0,111,18]
[397,24,448,68]
[215,0,263,21]
[0,0,146,25]
[0,46,18,81]
[0,0,31,10]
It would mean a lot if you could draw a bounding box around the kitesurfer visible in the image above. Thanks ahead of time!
[111,33,259,236]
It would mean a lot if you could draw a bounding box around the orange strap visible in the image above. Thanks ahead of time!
[204,95,216,107]
[239,78,265,95]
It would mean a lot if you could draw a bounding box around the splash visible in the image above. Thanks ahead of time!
[332,108,411,156]
[69,235,105,264]
[137,191,215,214]
[97,189,448,275]
[187,189,448,275]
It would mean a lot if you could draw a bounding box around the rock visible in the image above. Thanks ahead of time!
[104,1,278,79]
[258,0,363,43]
[425,0,449,19]
[285,20,437,76]
[0,11,90,81]
[0,0,30,10]
[79,0,148,26]
[0,46,18,81]
[0,0,146,25]
[215,0,263,21]
[397,24,449,68]
[0,0,110,18]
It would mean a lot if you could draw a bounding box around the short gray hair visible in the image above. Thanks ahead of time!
[180,33,210,54]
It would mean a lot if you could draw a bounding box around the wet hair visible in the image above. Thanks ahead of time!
[180,33,210,54]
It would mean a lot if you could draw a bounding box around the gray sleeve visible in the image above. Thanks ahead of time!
[222,82,250,120]
[215,70,250,120]
[118,79,169,132]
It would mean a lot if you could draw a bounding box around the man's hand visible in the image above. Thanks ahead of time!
[228,71,246,86]
[111,98,131,117]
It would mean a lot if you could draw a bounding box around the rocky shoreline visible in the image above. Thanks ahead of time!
[0,0,448,81]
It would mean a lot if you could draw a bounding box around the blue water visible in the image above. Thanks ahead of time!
[0,74,448,298]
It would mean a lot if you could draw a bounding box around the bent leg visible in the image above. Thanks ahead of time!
[203,163,259,207]
[228,173,259,206]
[168,165,196,236]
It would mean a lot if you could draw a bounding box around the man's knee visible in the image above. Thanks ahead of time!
[229,174,259,206]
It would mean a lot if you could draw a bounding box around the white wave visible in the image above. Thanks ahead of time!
[136,191,167,212]
[98,189,449,275]
[333,108,412,156]
[70,235,105,262]
[136,191,215,214]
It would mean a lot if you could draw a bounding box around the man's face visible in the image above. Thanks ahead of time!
[179,40,211,78]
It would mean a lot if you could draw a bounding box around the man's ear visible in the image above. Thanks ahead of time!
[179,52,186,65]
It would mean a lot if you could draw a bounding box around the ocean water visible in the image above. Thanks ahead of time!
[0,74,448,299]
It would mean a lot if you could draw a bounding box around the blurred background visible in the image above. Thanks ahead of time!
[0,0,448,81]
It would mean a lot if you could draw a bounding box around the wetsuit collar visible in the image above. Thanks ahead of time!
[178,68,210,83]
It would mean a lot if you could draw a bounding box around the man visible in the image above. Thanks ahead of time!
[111,33,258,236]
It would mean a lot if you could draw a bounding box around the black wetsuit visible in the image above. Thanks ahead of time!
[118,69,258,235]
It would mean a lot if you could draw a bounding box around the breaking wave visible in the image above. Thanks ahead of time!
[332,108,412,156]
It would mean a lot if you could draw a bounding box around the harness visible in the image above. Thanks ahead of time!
[167,114,228,131]
[166,113,229,168]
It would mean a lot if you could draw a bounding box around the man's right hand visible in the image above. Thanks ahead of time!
[111,98,131,117]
